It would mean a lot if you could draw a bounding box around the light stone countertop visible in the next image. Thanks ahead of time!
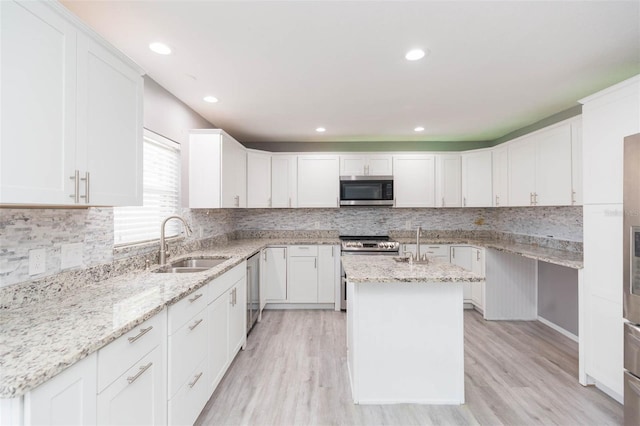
[0,238,338,399]
[0,235,580,398]
[394,238,583,269]
[341,255,483,283]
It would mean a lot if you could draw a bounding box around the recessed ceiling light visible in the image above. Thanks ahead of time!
[316,127,326,133]
[414,126,425,132]
[149,42,172,55]
[203,96,219,103]
[405,49,426,61]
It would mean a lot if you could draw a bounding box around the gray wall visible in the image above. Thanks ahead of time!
[538,262,579,336]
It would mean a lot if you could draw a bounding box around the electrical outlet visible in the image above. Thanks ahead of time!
[406,220,411,229]
[61,242,83,269]
[29,248,46,275]
[315,221,320,229]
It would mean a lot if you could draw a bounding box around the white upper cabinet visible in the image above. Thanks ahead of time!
[461,150,493,207]
[189,130,247,208]
[492,145,509,207]
[393,155,436,207]
[0,0,143,206]
[340,155,393,176]
[297,155,340,208]
[247,150,272,208]
[571,118,583,206]
[507,120,576,207]
[435,155,461,208]
[271,155,297,208]
[534,123,573,206]
[508,138,537,206]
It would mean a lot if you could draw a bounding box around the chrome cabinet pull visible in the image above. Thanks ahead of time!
[463,197,467,207]
[442,197,445,207]
[128,326,153,344]
[529,192,533,205]
[188,293,203,303]
[476,250,480,261]
[336,197,339,207]
[263,250,267,261]
[189,318,203,331]
[268,197,272,207]
[69,170,80,203]
[452,247,456,258]
[283,248,286,259]
[188,372,203,388]
[571,190,576,205]
[80,172,90,204]
[127,362,152,384]
[495,195,499,206]
[314,258,317,269]
[533,192,538,205]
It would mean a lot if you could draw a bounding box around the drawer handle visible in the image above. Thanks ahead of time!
[189,318,204,331]
[127,326,153,344]
[188,293,203,303]
[188,372,203,388]
[127,362,152,384]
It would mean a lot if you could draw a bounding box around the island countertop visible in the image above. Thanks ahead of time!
[341,255,484,283]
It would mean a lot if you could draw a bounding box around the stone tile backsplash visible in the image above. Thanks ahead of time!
[0,205,582,290]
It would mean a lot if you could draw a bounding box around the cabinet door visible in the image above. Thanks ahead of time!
[340,155,366,175]
[247,151,272,208]
[535,124,573,206]
[393,155,436,207]
[492,145,509,207]
[25,353,97,426]
[0,0,77,205]
[271,155,297,208]
[450,246,472,270]
[571,119,583,206]
[298,156,340,208]
[435,155,461,207]
[470,248,485,309]
[367,155,393,176]
[462,151,493,207]
[318,246,336,303]
[208,292,229,391]
[264,247,287,301]
[221,135,247,208]
[508,138,536,206]
[228,279,247,357]
[97,346,165,426]
[77,34,143,206]
[288,256,318,303]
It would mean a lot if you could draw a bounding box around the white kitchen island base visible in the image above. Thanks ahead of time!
[347,281,464,405]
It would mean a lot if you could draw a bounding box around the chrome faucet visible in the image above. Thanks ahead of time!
[159,215,193,265]
[416,226,422,260]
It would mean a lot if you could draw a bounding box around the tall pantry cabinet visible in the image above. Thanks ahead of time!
[580,75,640,402]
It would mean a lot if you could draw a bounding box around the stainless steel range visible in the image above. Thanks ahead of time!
[340,236,399,310]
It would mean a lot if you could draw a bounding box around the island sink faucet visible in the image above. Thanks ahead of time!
[416,226,422,260]
[160,215,193,265]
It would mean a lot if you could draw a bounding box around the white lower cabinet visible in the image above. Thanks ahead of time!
[401,244,450,261]
[97,346,165,426]
[318,246,337,303]
[450,246,473,302]
[288,256,318,303]
[168,358,209,426]
[24,353,97,426]
[286,245,337,304]
[470,248,485,310]
[263,247,287,302]
[208,291,229,391]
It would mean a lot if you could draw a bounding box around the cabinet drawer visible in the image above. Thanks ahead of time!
[208,261,246,303]
[422,245,449,257]
[98,311,164,393]
[168,286,208,335]
[288,245,318,256]
[168,358,210,426]
[168,309,208,398]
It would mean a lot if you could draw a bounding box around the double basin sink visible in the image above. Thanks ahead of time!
[154,257,230,274]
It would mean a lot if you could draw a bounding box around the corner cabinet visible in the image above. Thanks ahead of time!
[0,0,143,206]
[189,130,247,208]
[297,156,340,208]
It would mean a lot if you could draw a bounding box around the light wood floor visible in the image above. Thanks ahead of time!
[195,310,622,426]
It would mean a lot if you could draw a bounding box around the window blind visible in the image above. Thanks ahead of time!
[114,129,181,246]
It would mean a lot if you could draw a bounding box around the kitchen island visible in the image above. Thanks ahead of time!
[341,255,483,405]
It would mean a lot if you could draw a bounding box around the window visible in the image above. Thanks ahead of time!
[114,129,181,246]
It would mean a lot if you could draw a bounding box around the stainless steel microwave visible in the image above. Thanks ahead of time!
[339,176,394,206]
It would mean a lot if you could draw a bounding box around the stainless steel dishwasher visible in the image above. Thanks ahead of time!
[247,253,260,334]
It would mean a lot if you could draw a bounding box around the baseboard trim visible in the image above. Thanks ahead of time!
[537,316,578,343]
[594,379,623,405]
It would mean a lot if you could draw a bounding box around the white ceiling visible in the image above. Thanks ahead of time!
[61,0,640,144]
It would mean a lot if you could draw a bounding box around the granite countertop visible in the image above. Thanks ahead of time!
[0,238,339,399]
[394,238,583,269]
[342,255,483,283]
[0,234,580,398]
